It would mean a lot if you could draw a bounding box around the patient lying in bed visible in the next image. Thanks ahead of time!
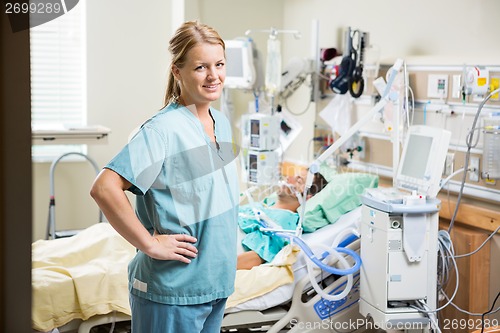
[237,170,328,269]
[237,168,378,270]
[227,168,378,310]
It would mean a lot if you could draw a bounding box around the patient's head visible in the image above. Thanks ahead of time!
[276,170,328,211]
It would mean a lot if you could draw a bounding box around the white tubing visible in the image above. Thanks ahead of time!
[306,244,354,301]
[331,227,359,248]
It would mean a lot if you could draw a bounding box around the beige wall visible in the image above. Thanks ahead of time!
[282,0,500,60]
[32,0,172,240]
[32,0,500,240]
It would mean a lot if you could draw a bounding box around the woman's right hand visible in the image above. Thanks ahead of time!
[146,232,198,263]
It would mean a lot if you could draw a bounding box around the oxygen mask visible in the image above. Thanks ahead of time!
[277,179,304,205]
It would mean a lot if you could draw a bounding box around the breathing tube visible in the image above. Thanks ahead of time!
[307,244,354,301]
[254,189,362,266]
[243,182,302,232]
[275,232,361,275]
[278,180,304,205]
[252,182,362,301]
[273,229,361,301]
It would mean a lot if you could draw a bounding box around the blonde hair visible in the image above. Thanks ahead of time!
[163,20,225,106]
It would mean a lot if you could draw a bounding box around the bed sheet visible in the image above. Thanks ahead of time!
[225,206,361,313]
[32,223,136,332]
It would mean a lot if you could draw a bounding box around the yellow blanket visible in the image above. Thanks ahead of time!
[32,224,298,331]
[32,223,135,332]
[227,245,299,309]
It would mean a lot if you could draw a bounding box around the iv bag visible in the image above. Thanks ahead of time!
[265,37,282,97]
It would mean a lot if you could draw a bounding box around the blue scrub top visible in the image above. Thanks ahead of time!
[106,103,239,305]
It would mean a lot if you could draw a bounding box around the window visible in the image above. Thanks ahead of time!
[30,1,87,162]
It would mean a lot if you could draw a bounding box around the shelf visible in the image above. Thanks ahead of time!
[32,125,111,145]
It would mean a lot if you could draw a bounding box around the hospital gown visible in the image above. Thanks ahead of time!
[238,203,298,263]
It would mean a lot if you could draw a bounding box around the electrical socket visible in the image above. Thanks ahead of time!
[469,156,480,182]
[443,153,454,176]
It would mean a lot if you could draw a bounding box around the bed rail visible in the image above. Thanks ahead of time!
[46,152,103,240]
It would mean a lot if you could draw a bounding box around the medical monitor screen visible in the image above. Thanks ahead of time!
[400,134,433,179]
[249,153,257,170]
[251,119,260,135]
[224,39,256,89]
[396,125,451,197]
[226,48,244,78]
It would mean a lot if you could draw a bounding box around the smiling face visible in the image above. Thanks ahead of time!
[172,42,226,111]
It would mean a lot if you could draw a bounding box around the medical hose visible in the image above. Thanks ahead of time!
[276,232,361,301]
[306,243,354,301]
[274,232,361,276]
[274,231,361,301]
[317,227,360,262]
[338,233,359,248]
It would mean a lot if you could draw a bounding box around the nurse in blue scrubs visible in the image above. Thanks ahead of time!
[91,21,239,333]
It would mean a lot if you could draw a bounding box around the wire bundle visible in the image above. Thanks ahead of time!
[426,226,500,332]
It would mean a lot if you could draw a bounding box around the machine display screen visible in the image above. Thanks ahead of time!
[251,119,260,135]
[226,48,244,78]
[400,134,433,179]
[249,153,257,170]
[223,39,255,89]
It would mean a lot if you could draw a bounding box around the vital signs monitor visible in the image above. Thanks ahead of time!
[224,38,256,89]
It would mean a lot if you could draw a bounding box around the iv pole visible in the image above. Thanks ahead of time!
[296,58,404,236]
[245,27,302,114]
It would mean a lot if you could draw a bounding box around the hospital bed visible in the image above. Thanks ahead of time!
[32,171,377,333]
[223,207,366,333]
[32,222,135,333]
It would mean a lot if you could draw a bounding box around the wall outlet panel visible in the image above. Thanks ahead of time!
[444,153,454,176]
[469,156,480,182]
[427,74,449,99]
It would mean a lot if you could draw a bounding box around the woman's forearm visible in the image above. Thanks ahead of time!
[90,169,155,254]
[90,169,198,262]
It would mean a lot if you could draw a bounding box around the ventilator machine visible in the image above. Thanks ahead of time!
[298,57,453,330]
[359,125,451,330]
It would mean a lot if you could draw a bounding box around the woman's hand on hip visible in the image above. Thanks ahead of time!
[146,232,198,263]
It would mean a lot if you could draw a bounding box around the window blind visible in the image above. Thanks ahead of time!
[30,1,86,162]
